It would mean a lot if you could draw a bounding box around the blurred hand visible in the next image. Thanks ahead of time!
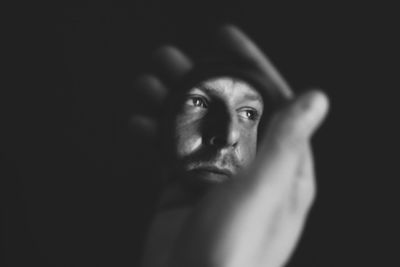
[133,25,329,267]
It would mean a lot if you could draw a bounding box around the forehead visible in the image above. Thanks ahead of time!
[194,76,263,104]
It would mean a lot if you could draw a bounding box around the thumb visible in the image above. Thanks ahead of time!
[253,90,329,189]
[264,90,329,152]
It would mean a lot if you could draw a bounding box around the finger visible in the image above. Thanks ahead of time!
[299,145,316,209]
[152,45,193,85]
[217,24,293,100]
[128,114,158,142]
[254,90,329,190]
[132,74,169,114]
[265,90,329,153]
[289,144,316,213]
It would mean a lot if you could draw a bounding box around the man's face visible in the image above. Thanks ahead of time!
[171,76,264,187]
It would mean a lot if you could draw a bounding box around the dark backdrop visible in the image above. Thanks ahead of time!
[3,2,398,266]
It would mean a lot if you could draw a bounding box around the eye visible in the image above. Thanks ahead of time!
[238,108,259,121]
[185,95,208,108]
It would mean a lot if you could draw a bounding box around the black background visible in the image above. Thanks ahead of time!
[3,2,399,266]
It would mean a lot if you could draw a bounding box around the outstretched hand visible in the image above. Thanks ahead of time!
[132,25,329,267]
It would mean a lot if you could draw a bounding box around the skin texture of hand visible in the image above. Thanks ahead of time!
[132,25,329,267]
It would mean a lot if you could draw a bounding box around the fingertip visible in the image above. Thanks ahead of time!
[151,45,178,61]
[218,23,242,36]
[217,23,248,46]
[151,45,193,82]
[129,115,158,140]
[133,74,168,105]
[266,89,330,148]
[277,89,329,144]
[299,90,330,130]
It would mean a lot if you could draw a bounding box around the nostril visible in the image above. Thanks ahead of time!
[209,135,238,147]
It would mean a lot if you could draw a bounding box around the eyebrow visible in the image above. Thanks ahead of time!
[240,92,263,102]
[196,84,263,102]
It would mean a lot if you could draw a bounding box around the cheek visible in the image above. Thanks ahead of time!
[237,128,258,166]
[174,117,202,158]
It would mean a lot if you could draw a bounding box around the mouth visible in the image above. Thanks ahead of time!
[188,166,234,183]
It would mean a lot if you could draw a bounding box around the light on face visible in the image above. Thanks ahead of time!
[172,76,264,176]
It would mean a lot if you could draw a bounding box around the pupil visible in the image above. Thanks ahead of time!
[194,99,202,106]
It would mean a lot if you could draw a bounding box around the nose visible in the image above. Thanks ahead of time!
[205,110,240,148]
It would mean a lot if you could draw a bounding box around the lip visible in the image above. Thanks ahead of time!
[191,166,234,177]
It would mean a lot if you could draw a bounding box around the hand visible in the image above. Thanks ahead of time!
[133,25,329,267]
